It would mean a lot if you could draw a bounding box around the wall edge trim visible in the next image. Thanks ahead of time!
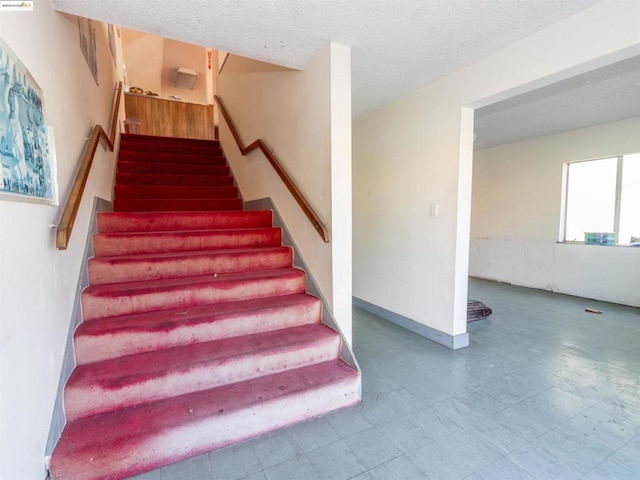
[245,197,360,372]
[352,297,469,350]
[45,196,113,460]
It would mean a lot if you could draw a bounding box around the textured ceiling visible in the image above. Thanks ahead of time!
[474,55,640,149]
[50,0,602,120]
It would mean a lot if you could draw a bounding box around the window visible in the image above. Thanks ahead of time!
[562,153,640,245]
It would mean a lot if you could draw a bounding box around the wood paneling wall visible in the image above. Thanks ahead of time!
[124,93,216,140]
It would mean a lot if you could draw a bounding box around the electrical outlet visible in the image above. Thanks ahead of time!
[430,202,439,217]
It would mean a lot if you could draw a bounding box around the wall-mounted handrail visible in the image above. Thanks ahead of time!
[56,81,123,250]
[214,95,330,243]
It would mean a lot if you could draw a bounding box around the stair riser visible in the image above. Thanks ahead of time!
[116,172,233,187]
[51,371,360,480]
[120,142,222,156]
[88,248,293,285]
[118,151,226,165]
[118,161,230,176]
[114,198,243,212]
[65,334,341,421]
[81,272,306,320]
[121,133,220,148]
[97,211,272,233]
[74,297,322,364]
[114,185,238,200]
[93,229,281,257]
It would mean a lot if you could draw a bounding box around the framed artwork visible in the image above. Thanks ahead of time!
[108,24,117,68]
[78,17,98,84]
[0,39,57,205]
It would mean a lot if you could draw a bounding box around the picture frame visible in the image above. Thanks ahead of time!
[78,17,98,85]
[0,39,58,205]
[108,24,117,69]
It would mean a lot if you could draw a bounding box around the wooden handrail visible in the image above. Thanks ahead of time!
[56,81,123,250]
[214,95,330,243]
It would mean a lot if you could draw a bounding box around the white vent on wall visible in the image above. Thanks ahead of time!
[175,67,198,89]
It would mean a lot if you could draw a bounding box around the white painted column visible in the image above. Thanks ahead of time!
[329,43,353,345]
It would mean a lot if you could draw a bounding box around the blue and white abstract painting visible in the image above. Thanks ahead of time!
[0,39,55,203]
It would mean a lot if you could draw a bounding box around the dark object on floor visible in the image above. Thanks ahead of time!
[468,299,492,322]
[585,307,603,314]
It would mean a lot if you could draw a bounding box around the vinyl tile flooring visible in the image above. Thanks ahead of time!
[133,278,640,479]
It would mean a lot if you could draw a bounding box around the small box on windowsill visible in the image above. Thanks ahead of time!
[584,232,616,245]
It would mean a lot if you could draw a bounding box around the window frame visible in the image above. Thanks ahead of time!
[560,153,636,246]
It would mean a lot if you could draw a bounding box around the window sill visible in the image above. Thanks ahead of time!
[558,241,640,248]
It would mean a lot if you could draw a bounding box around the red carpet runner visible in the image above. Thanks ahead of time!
[49,133,360,480]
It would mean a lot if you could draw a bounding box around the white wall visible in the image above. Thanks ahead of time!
[0,5,123,479]
[471,117,640,307]
[218,43,353,343]
[122,29,212,105]
[121,28,163,94]
[329,44,353,341]
[353,0,640,343]
[161,37,207,104]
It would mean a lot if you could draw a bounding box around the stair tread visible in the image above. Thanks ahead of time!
[113,198,243,212]
[116,172,234,186]
[117,161,230,175]
[121,137,220,147]
[69,323,338,389]
[93,227,282,257]
[50,360,359,480]
[114,185,238,199]
[96,226,279,238]
[115,173,232,181]
[118,151,227,165]
[74,294,322,364]
[81,268,306,320]
[121,133,220,147]
[88,246,293,285]
[120,142,222,154]
[90,245,291,264]
[77,293,319,336]
[84,267,305,297]
[97,210,273,233]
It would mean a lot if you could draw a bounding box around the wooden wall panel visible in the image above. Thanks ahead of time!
[124,93,216,140]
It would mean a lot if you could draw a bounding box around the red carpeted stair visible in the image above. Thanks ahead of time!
[49,133,360,480]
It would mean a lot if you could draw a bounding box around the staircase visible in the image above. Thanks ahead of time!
[49,133,360,480]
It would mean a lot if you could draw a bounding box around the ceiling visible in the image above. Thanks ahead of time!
[50,0,639,147]
[474,54,640,149]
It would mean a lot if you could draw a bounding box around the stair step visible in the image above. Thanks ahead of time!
[120,141,222,156]
[116,172,233,187]
[114,184,238,200]
[117,161,230,176]
[93,227,282,256]
[50,360,360,480]
[113,197,243,212]
[74,294,322,364]
[88,246,293,285]
[118,150,227,165]
[81,268,307,320]
[65,323,340,421]
[121,133,220,148]
[97,210,273,233]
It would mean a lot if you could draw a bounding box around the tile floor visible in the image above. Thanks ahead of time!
[133,278,640,479]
